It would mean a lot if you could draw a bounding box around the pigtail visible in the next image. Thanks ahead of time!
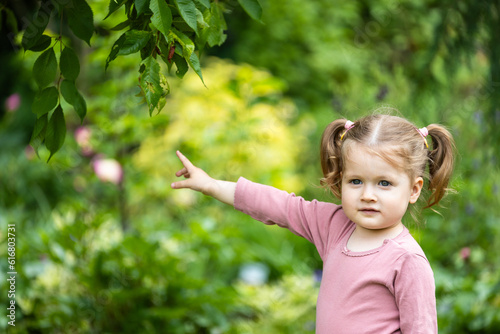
[320,119,349,198]
[425,124,456,208]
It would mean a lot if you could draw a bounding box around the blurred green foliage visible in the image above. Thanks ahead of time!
[1,0,500,333]
[0,50,318,332]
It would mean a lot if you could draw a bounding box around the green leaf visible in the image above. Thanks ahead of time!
[196,8,208,29]
[140,36,156,60]
[105,30,151,69]
[187,51,205,85]
[169,27,195,58]
[104,0,127,19]
[67,0,94,45]
[30,113,48,157]
[205,25,227,47]
[60,80,87,122]
[106,33,125,69]
[173,53,188,78]
[194,0,210,9]
[237,0,262,21]
[202,4,227,47]
[28,34,52,52]
[150,0,172,40]
[158,95,167,112]
[45,105,66,162]
[135,0,151,15]
[33,48,57,89]
[32,86,59,118]
[110,19,130,31]
[5,7,18,35]
[139,56,162,115]
[173,0,198,34]
[21,7,51,50]
[119,30,152,55]
[60,47,80,81]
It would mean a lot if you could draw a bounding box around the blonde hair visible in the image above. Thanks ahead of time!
[320,113,455,210]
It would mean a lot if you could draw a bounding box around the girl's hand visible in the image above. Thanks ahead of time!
[171,150,237,206]
[171,151,216,196]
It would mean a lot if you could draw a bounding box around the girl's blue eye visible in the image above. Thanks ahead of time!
[379,180,391,187]
[351,179,362,185]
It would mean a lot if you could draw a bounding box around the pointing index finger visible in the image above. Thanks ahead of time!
[176,150,195,170]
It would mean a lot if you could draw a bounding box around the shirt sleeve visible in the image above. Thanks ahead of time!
[393,253,438,334]
[233,177,349,260]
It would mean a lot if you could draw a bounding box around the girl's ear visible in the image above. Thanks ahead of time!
[409,177,424,204]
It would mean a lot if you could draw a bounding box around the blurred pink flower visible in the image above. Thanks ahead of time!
[460,247,471,261]
[25,145,35,160]
[93,158,123,185]
[5,93,21,112]
[74,126,94,156]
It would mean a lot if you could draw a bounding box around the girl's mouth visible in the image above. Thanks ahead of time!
[360,208,379,214]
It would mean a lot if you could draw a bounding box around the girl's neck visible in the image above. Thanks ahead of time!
[347,223,404,252]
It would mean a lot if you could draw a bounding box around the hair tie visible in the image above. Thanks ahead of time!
[340,120,355,141]
[417,127,429,148]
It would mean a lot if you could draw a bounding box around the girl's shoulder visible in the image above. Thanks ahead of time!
[384,235,434,282]
[386,228,429,263]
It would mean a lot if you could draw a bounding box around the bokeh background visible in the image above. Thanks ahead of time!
[1,0,499,332]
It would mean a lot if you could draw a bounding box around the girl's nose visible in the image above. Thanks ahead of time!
[361,186,377,202]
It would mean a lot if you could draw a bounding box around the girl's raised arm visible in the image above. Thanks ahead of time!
[171,151,236,206]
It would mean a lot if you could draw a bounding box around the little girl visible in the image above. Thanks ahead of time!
[171,113,455,333]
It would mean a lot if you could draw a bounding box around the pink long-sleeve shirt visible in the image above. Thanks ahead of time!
[234,177,437,333]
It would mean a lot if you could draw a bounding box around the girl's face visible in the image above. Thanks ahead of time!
[341,143,423,233]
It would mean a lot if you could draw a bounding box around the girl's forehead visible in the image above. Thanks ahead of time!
[343,142,407,174]
[344,150,392,169]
